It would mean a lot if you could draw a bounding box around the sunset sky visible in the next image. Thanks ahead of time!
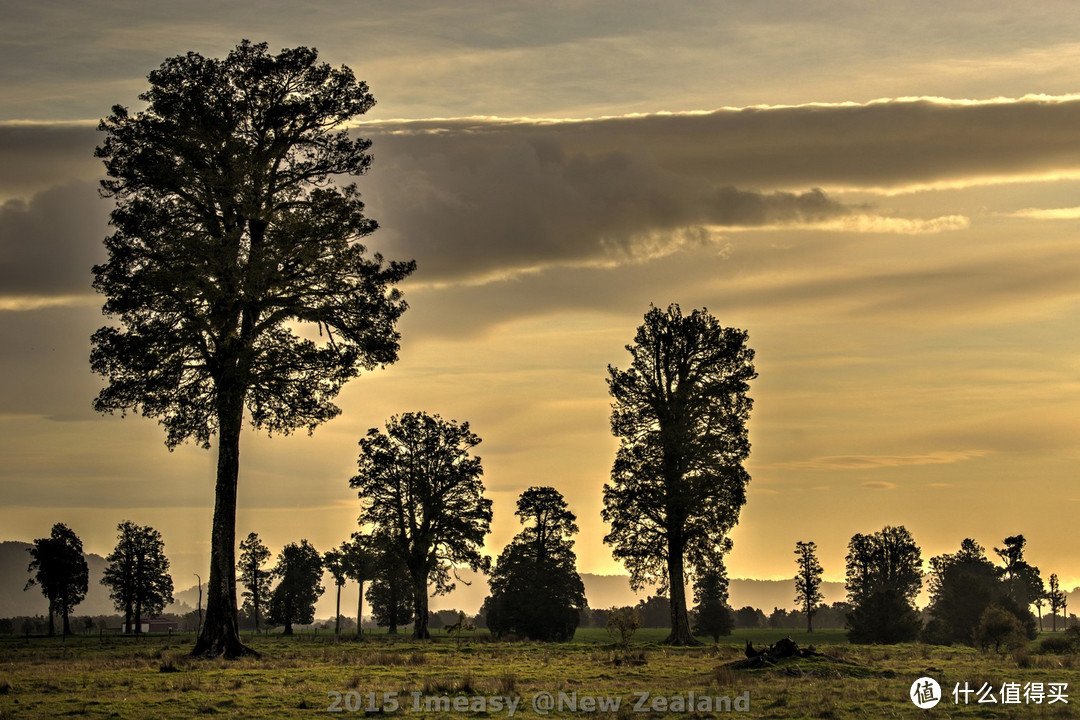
[2,1,1079,609]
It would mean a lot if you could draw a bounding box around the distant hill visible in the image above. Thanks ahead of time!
[0,541,113,616]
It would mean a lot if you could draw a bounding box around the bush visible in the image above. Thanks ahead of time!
[1039,627,1080,654]
[975,605,1026,653]
[606,607,642,647]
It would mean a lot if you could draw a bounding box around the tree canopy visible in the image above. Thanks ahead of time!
[486,487,587,641]
[101,521,174,634]
[602,304,756,645]
[351,412,492,639]
[267,540,324,635]
[923,538,1036,645]
[844,525,923,644]
[25,523,89,638]
[92,40,414,657]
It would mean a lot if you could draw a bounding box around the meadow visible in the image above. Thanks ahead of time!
[0,628,1077,718]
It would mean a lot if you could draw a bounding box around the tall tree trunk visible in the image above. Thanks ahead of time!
[388,580,399,635]
[135,599,142,636]
[412,574,430,639]
[47,601,55,637]
[664,538,699,646]
[335,584,342,635]
[356,580,364,637]
[61,600,70,638]
[191,381,254,657]
[807,609,813,633]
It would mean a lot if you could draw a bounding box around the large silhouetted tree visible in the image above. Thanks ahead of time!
[237,532,272,635]
[101,521,174,634]
[25,524,89,637]
[486,487,586,641]
[602,304,756,645]
[351,412,492,639]
[844,526,923,644]
[794,541,824,633]
[91,41,414,657]
[267,540,324,635]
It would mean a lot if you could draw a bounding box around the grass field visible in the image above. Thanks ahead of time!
[1,628,1078,718]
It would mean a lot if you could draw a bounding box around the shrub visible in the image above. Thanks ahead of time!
[606,607,642,647]
[974,605,1026,653]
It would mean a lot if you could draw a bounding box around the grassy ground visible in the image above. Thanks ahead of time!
[0,629,1077,718]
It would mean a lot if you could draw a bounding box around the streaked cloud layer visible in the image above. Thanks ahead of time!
[2,3,1079,593]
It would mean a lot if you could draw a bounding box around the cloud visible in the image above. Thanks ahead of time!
[0,124,101,199]
[776,450,991,471]
[366,95,1080,195]
[6,94,1080,295]
[1003,206,1080,220]
[0,181,108,298]
[861,481,897,490]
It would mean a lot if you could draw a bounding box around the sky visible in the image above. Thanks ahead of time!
[2,1,1080,611]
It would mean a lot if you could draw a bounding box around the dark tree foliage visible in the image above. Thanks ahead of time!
[351,412,492,639]
[486,487,586,641]
[237,532,272,635]
[92,41,414,658]
[25,524,89,637]
[794,541,824,633]
[922,538,1036,645]
[340,532,376,636]
[994,535,1044,610]
[602,304,756,645]
[101,521,174,634]
[366,562,415,633]
[844,526,923,644]
[733,606,767,629]
[267,540,324,635]
[635,595,674,628]
[692,562,733,642]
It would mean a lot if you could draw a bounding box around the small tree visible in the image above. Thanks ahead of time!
[366,566,414,634]
[794,541,824,633]
[1048,573,1066,632]
[237,532,272,635]
[844,526,923,644]
[606,607,642,648]
[692,563,733,642]
[486,487,587,641]
[25,523,89,637]
[602,304,756,645]
[340,533,376,636]
[101,521,174,634]
[351,412,493,639]
[323,547,348,635]
[975,605,1025,653]
[267,541,324,635]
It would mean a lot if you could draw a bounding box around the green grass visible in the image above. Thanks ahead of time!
[0,630,1077,718]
